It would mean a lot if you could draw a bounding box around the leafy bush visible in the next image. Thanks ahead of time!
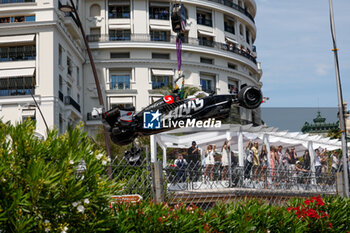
[1,120,350,233]
[0,120,122,232]
[108,197,350,233]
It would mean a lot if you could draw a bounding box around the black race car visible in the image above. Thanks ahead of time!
[102,86,262,145]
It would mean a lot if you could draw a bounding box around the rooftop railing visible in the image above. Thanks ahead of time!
[86,34,257,64]
[207,0,255,23]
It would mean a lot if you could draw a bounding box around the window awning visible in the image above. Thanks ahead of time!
[0,34,35,44]
[149,24,171,30]
[109,24,131,30]
[22,109,36,117]
[151,69,174,76]
[0,68,35,78]
[225,37,238,44]
[198,30,214,37]
[109,0,129,6]
[109,96,133,104]
[150,2,169,7]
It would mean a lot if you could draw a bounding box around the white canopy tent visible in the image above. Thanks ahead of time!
[150,124,348,171]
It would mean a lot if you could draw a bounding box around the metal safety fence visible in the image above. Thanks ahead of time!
[163,161,339,207]
[109,149,341,208]
[110,149,154,201]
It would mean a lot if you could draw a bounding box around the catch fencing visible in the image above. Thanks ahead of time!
[110,148,341,207]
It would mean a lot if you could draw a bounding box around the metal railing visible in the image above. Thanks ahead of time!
[224,25,235,34]
[207,0,255,23]
[164,161,338,193]
[197,18,213,27]
[64,95,81,112]
[0,51,36,62]
[149,13,169,20]
[86,33,257,64]
[0,0,35,3]
[58,90,63,102]
[59,1,79,28]
[108,12,130,19]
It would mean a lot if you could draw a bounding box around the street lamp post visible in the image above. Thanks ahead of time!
[60,0,114,177]
[328,0,349,197]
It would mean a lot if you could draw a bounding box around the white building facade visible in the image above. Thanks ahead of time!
[0,0,262,137]
[0,0,84,137]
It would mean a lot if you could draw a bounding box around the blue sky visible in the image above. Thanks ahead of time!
[255,0,350,107]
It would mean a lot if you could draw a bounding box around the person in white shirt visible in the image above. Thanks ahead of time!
[221,138,231,180]
[204,144,216,181]
[314,149,323,184]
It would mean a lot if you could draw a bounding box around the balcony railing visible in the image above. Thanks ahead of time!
[197,18,213,27]
[224,25,235,34]
[58,90,63,102]
[87,34,257,64]
[0,51,36,62]
[64,95,81,113]
[0,0,35,3]
[207,0,255,23]
[149,13,169,20]
[59,0,80,28]
[109,12,130,19]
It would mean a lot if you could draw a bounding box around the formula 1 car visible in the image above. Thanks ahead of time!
[102,85,262,145]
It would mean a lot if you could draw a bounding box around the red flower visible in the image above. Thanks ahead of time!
[329,222,333,229]
[304,199,311,205]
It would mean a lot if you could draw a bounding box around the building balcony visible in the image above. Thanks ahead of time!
[59,1,81,39]
[64,95,80,113]
[206,0,255,23]
[87,34,257,64]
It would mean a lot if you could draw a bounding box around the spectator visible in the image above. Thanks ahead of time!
[331,151,339,175]
[277,145,283,165]
[321,148,328,178]
[284,148,290,166]
[175,153,188,182]
[302,150,311,171]
[270,146,276,181]
[229,43,234,51]
[295,161,308,184]
[259,144,268,183]
[204,144,216,181]
[187,141,201,182]
[314,149,322,184]
[221,138,232,180]
[252,141,260,181]
[197,14,203,24]
[289,147,297,170]
[244,141,253,180]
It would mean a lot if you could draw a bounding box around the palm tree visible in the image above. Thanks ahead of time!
[327,128,341,139]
